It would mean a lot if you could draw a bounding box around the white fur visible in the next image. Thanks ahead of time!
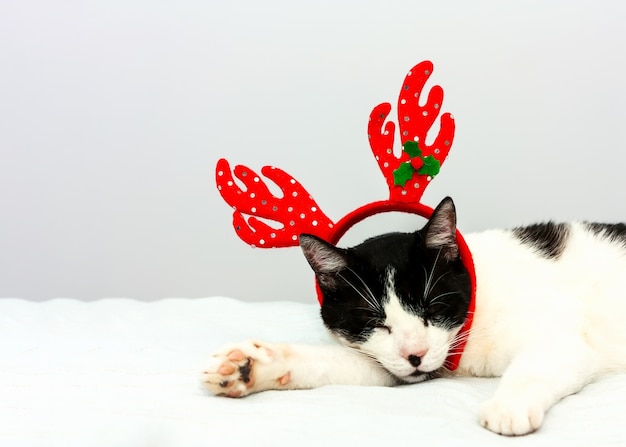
[203,222,626,436]
[457,224,626,434]
[202,340,396,398]
[459,224,626,377]
[359,269,457,381]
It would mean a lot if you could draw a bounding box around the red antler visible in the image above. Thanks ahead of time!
[368,60,455,202]
[216,60,456,248]
[216,159,335,248]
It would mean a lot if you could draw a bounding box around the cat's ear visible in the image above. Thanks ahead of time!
[299,234,347,275]
[423,197,459,261]
[299,234,348,290]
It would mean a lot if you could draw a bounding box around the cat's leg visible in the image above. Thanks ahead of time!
[201,340,397,397]
[479,338,598,436]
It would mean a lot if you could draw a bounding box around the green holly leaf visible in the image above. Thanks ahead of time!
[402,141,422,158]
[393,162,415,186]
[417,155,441,177]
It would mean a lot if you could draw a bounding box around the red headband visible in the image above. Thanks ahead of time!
[215,61,476,370]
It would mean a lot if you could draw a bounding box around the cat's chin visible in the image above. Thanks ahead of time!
[397,369,436,383]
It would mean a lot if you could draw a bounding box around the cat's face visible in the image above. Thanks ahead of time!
[300,197,471,382]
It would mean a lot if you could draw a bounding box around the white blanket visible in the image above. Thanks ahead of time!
[1,297,625,447]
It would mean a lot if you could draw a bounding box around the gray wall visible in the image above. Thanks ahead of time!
[1,1,625,302]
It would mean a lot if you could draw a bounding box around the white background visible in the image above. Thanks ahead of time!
[1,1,625,302]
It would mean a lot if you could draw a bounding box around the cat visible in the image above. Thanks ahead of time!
[202,196,626,436]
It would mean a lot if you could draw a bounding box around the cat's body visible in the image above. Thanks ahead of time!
[457,223,626,379]
[203,198,626,436]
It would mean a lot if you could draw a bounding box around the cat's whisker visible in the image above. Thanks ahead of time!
[337,272,371,305]
[451,328,483,342]
[420,264,430,299]
[429,271,452,296]
[448,328,489,350]
[346,268,376,296]
[450,328,479,341]
[428,291,461,307]
[337,271,383,314]
[352,306,382,315]
[423,248,443,299]
[364,316,385,328]
[348,267,382,312]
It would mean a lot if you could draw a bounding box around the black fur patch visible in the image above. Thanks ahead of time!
[513,222,570,259]
[317,230,471,343]
[238,359,252,383]
[585,223,626,245]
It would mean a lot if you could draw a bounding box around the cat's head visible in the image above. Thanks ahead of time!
[300,197,471,382]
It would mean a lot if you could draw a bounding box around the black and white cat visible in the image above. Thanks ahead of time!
[202,197,626,436]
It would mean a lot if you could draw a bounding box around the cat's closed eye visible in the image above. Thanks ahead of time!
[427,302,451,316]
[375,324,392,334]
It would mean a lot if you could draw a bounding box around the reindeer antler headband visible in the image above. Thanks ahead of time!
[215,61,476,370]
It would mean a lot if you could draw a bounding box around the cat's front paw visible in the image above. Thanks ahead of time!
[479,398,545,436]
[201,340,292,398]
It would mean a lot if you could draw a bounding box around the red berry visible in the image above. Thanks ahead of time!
[410,157,424,170]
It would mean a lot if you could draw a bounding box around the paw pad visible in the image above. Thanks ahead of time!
[201,341,291,398]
